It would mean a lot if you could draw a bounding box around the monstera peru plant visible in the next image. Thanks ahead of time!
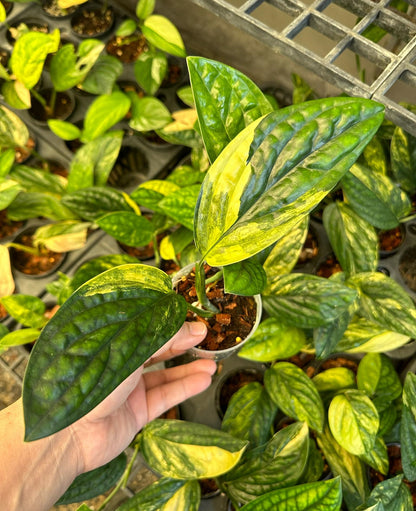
[21,58,384,511]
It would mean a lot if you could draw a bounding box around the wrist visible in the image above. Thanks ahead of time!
[0,399,81,511]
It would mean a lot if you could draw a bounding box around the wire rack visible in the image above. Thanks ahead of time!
[189,0,416,136]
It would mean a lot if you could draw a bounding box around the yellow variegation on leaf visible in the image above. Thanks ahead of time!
[0,245,15,297]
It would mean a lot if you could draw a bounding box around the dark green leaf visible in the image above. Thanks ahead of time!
[347,272,416,338]
[62,186,133,222]
[187,56,273,162]
[194,97,384,266]
[96,211,154,246]
[7,192,77,221]
[56,452,127,504]
[239,477,342,511]
[300,437,325,483]
[130,179,180,212]
[134,49,168,96]
[323,202,378,276]
[223,259,267,296]
[358,435,388,475]
[117,478,199,511]
[221,422,309,504]
[23,264,188,440]
[238,317,306,362]
[263,273,358,328]
[358,474,413,511]
[314,309,351,359]
[357,353,402,412]
[81,54,123,95]
[10,165,66,195]
[342,163,411,229]
[221,381,277,448]
[265,362,324,432]
[166,165,205,187]
[158,184,200,230]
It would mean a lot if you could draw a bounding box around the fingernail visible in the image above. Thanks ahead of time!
[189,321,207,336]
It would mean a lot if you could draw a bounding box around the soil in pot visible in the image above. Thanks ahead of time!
[33,158,69,178]
[106,33,147,63]
[369,444,416,507]
[29,89,75,123]
[10,231,65,276]
[71,5,114,38]
[0,210,24,240]
[399,245,416,292]
[41,0,77,18]
[0,48,9,68]
[161,57,184,88]
[378,225,405,257]
[6,20,49,45]
[174,265,258,352]
[118,229,167,261]
[199,478,220,499]
[15,136,36,164]
[316,253,342,278]
[1,0,13,16]
[295,226,319,267]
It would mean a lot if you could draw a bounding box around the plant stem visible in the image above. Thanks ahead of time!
[194,260,219,314]
[30,88,46,107]
[153,233,160,267]
[6,242,39,256]
[96,443,141,511]
[205,269,223,285]
[48,88,57,117]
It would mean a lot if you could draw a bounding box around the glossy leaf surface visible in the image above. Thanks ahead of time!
[0,180,22,210]
[239,477,342,511]
[313,367,356,401]
[391,124,416,193]
[187,57,273,162]
[96,212,154,246]
[314,309,351,359]
[342,163,411,229]
[221,381,277,448]
[117,478,198,511]
[347,272,416,338]
[323,202,378,276]
[68,132,123,191]
[328,389,379,456]
[140,419,247,479]
[0,294,46,328]
[62,186,133,222]
[23,265,187,440]
[194,97,384,266]
[358,435,388,475]
[263,273,357,328]
[238,317,306,362]
[158,184,200,230]
[7,192,77,221]
[142,15,186,57]
[47,119,82,141]
[129,95,171,132]
[56,452,126,504]
[223,259,267,296]
[357,353,402,412]
[82,91,131,142]
[357,474,413,511]
[81,54,123,95]
[401,372,416,481]
[11,29,60,89]
[0,328,40,352]
[221,422,309,503]
[317,425,369,510]
[265,362,324,432]
[134,50,167,96]
[11,165,66,195]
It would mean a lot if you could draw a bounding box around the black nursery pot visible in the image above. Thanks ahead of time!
[6,19,49,46]
[378,224,406,258]
[41,0,77,18]
[28,89,76,123]
[70,4,115,38]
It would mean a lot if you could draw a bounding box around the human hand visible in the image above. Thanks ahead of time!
[69,321,216,474]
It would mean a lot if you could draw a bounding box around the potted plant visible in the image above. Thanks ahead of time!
[20,55,383,432]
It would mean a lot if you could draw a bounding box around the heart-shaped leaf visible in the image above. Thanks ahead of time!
[0,105,29,149]
[187,57,273,162]
[222,381,277,448]
[158,184,200,230]
[239,477,342,511]
[81,54,123,95]
[328,389,379,456]
[0,294,46,328]
[23,264,188,440]
[263,273,358,328]
[129,95,171,132]
[223,259,267,296]
[347,272,416,338]
[194,97,384,266]
[134,49,168,95]
[342,163,412,229]
[358,474,413,511]
[56,452,127,505]
[238,317,306,362]
[96,211,154,247]
[323,201,378,276]
[142,15,186,57]
[11,165,66,195]
[265,362,324,432]
[140,419,247,479]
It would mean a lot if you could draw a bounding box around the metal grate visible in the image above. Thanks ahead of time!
[189,0,416,136]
